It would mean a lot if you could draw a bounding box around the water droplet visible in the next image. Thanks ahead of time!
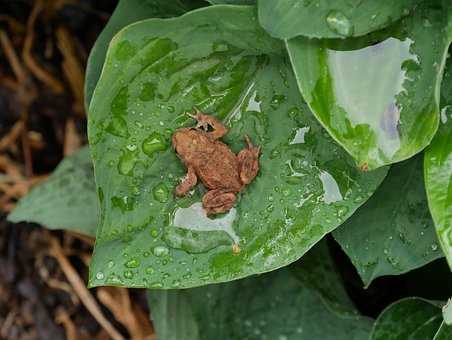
[270,94,286,106]
[145,266,155,275]
[125,258,140,268]
[142,132,167,158]
[106,116,129,138]
[153,183,169,203]
[96,272,105,280]
[153,245,169,257]
[107,260,115,268]
[124,270,134,279]
[118,149,137,176]
[150,282,163,288]
[431,244,438,251]
[326,10,354,37]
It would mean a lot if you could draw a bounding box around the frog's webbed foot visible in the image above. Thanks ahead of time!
[238,135,260,185]
[187,108,227,139]
[175,166,197,196]
[202,189,236,215]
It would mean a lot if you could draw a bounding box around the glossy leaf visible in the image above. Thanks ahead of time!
[258,0,423,39]
[88,5,387,289]
[333,156,442,287]
[424,75,452,268]
[435,322,452,340]
[207,0,255,4]
[287,2,451,170]
[370,298,442,340]
[8,147,98,236]
[84,0,205,109]
[148,241,373,340]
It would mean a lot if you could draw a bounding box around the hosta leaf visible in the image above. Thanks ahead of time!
[148,241,373,340]
[435,323,452,340]
[84,0,205,109]
[207,0,255,4]
[7,147,98,236]
[287,2,451,170]
[424,70,452,268]
[88,5,386,289]
[370,298,443,340]
[258,0,423,39]
[333,156,442,287]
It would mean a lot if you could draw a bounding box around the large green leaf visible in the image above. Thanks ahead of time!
[258,0,423,39]
[7,147,98,236]
[370,298,443,340]
[333,156,442,287]
[287,2,451,170]
[84,0,205,110]
[87,5,387,289]
[148,241,373,340]
[424,71,452,269]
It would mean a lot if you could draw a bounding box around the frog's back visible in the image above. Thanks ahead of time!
[195,140,242,192]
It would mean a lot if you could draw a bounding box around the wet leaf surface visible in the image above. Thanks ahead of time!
[369,298,443,340]
[88,5,387,289]
[333,155,442,287]
[424,61,452,269]
[84,0,205,109]
[8,147,98,236]
[147,241,373,340]
[258,0,423,39]
[287,2,451,170]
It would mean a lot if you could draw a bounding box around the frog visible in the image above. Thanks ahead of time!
[172,110,260,215]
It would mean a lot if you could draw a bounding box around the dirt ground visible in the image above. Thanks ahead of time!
[1,1,452,340]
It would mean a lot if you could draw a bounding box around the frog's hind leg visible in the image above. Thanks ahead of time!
[238,135,260,185]
[175,166,197,196]
[202,189,236,215]
[188,108,227,140]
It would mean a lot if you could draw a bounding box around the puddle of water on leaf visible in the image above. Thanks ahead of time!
[319,171,343,204]
[172,202,239,243]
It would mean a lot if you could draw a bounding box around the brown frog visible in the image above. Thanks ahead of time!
[172,110,260,215]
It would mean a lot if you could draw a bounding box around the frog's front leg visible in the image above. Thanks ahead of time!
[188,109,227,140]
[175,166,197,196]
[238,135,260,185]
[202,189,236,215]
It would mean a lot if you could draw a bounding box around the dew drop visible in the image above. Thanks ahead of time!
[96,272,105,280]
[145,266,155,275]
[326,10,354,37]
[107,260,115,268]
[124,270,134,279]
[153,183,169,203]
[142,132,167,158]
[151,282,163,288]
[125,258,140,268]
[153,245,170,257]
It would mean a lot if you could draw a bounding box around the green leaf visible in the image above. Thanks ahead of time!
[287,2,451,170]
[207,0,255,4]
[148,241,373,340]
[88,5,387,289]
[258,0,423,39]
[7,147,98,236]
[84,0,205,110]
[435,322,452,340]
[424,82,452,268]
[370,298,443,340]
[333,155,442,287]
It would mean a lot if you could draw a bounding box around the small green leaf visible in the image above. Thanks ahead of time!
[258,0,423,39]
[148,241,373,340]
[333,156,442,287]
[370,298,442,340]
[7,147,98,236]
[88,5,387,289]
[424,70,452,269]
[84,0,205,109]
[287,2,451,170]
